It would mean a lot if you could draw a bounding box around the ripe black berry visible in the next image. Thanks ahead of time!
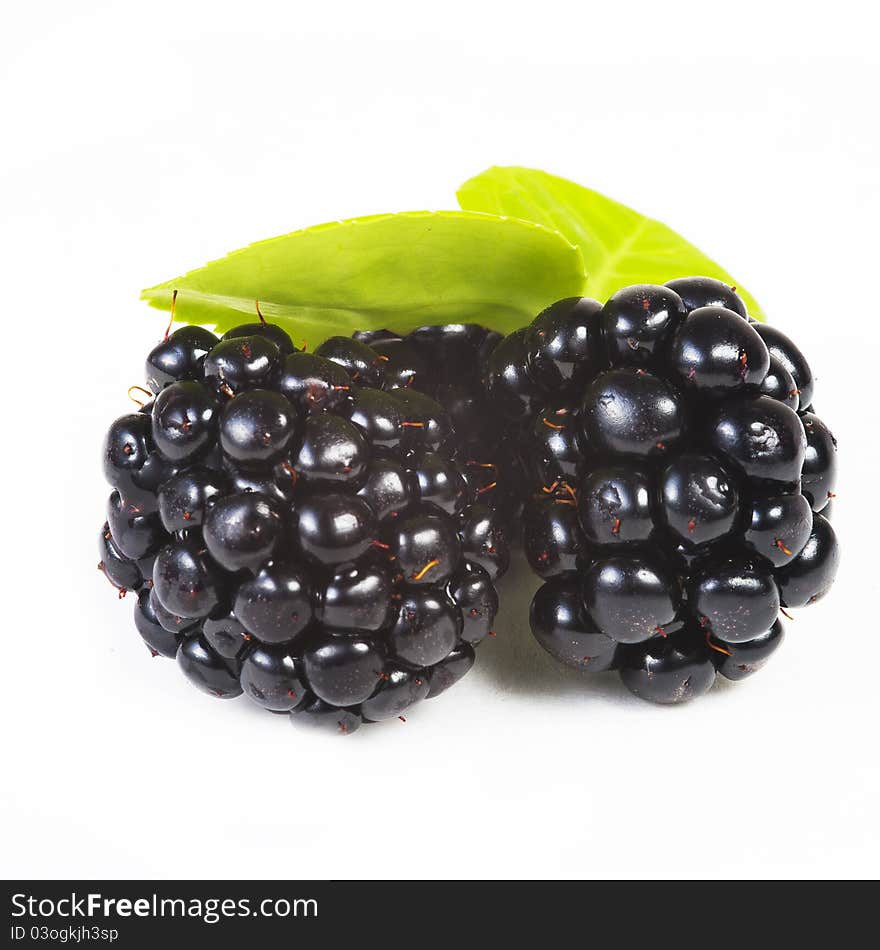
[101,316,507,731]
[103,413,153,491]
[406,324,487,379]
[414,451,467,515]
[394,389,452,448]
[371,337,425,389]
[495,277,837,703]
[345,388,404,447]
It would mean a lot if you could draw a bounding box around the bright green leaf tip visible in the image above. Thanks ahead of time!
[141,210,587,345]
[457,166,764,321]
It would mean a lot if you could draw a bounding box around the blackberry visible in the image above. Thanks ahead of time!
[494,278,838,704]
[99,318,509,733]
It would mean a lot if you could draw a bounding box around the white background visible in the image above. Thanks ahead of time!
[1,0,877,880]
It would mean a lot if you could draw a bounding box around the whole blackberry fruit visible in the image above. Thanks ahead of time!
[99,318,510,732]
[492,278,839,704]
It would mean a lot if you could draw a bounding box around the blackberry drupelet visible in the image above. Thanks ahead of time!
[494,276,839,704]
[99,318,510,733]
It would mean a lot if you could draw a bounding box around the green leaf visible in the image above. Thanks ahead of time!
[141,211,587,343]
[457,166,764,320]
